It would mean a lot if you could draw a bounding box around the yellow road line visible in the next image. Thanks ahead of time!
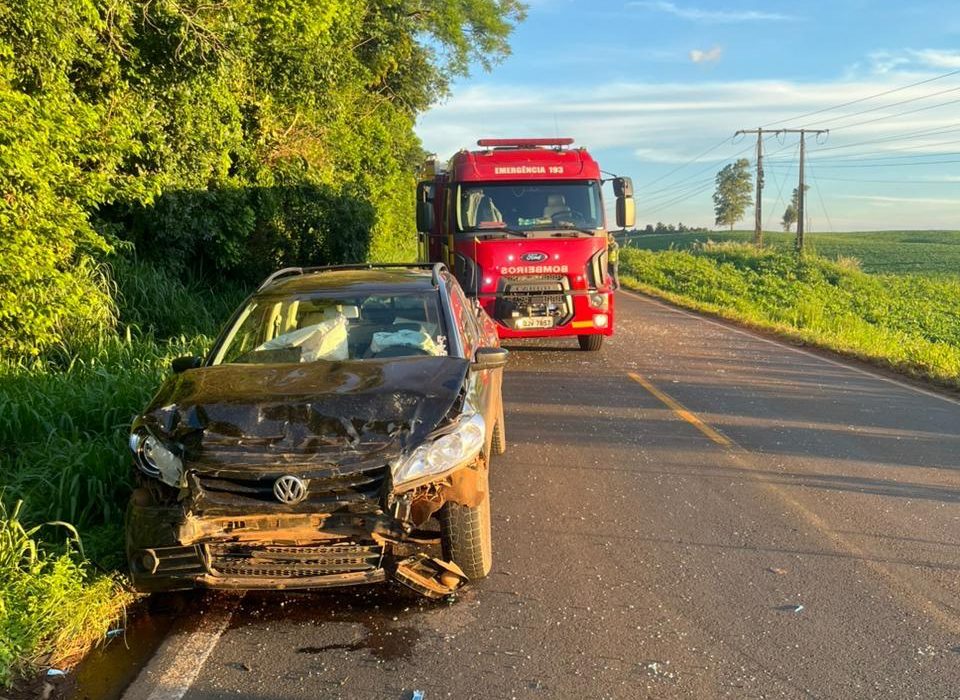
[627,372,733,448]
[626,369,960,636]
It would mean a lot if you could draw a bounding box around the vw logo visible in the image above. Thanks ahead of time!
[521,251,548,262]
[273,475,308,504]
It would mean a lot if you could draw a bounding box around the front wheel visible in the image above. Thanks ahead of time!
[438,481,492,579]
[578,334,604,351]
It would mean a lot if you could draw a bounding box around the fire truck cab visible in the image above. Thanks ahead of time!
[416,138,634,351]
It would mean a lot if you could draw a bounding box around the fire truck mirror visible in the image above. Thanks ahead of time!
[416,201,434,233]
[416,181,434,233]
[616,196,636,229]
[612,177,633,198]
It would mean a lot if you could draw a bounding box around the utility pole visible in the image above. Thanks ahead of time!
[767,128,828,254]
[734,128,765,246]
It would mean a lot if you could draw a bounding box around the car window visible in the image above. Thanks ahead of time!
[212,292,449,365]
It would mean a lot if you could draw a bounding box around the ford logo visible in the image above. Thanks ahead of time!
[521,252,549,262]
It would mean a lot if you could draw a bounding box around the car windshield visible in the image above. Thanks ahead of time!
[456,180,603,234]
[212,292,448,365]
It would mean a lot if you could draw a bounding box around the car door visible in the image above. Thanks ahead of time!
[447,278,501,456]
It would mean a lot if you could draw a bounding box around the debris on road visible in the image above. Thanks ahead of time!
[641,660,676,681]
[395,554,467,599]
[767,567,788,575]
[411,690,425,700]
[775,604,804,613]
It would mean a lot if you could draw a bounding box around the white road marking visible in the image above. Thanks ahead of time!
[619,288,960,408]
[122,596,241,700]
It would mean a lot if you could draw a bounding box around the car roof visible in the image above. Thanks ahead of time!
[258,268,441,297]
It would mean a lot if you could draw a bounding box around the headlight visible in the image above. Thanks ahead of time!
[129,430,184,488]
[588,292,608,309]
[392,414,486,487]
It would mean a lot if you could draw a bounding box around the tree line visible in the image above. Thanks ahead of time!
[0,0,525,359]
[712,159,807,232]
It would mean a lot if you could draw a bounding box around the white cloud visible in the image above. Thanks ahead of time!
[690,46,723,63]
[630,1,797,23]
[869,49,960,74]
[416,59,960,229]
[908,49,960,69]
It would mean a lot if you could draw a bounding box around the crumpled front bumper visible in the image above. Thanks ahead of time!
[125,458,486,597]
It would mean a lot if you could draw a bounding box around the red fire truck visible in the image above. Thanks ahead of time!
[415,138,634,350]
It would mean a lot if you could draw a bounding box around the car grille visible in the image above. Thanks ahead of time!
[192,462,388,511]
[207,542,382,578]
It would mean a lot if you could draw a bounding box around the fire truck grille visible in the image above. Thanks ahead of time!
[495,276,573,323]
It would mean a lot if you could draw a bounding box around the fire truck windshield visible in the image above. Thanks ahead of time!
[456,181,603,236]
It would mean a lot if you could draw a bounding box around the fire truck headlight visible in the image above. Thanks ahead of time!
[593,313,609,328]
[588,293,607,309]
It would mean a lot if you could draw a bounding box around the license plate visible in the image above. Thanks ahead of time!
[517,317,554,329]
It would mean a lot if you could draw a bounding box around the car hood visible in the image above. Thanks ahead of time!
[139,357,470,472]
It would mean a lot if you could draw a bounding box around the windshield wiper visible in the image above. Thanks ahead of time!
[469,227,528,238]
[549,226,597,237]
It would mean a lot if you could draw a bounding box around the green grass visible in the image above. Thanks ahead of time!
[619,242,960,388]
[0,500,132,686]
[623,229,960,277]
[0,261,248,685]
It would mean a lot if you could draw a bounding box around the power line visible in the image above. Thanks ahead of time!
[636,141,756,203]
[800,84,960,129]
[766,157,960,169]
[803,136,960,161]
[805,159,834,233]
[802,175,960,183]
[766,150,960,166]
[806,124,960,153]
[827,96,960,132]
[760,67,960,129]
[635,136,733,191]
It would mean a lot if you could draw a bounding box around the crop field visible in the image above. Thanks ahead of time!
[622,230,960,277]
[619,242,960,389]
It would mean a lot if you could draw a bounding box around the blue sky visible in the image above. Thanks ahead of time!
[416,1,960,230]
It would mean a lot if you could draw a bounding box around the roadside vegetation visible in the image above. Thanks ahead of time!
[622,229,960,277]
[0,0,524,686]
[620,242,960,388]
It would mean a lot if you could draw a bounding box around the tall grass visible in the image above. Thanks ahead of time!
[0,500,131,686]
[0,260,248,685]
[620,242,960,387]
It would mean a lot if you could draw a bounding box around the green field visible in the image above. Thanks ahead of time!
[619,242,960,389]
[622,230,960,277]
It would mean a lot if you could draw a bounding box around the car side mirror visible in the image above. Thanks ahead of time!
[171,355,203,374]
[472,346,509,371]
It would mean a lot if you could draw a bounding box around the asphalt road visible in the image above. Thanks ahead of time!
[116,291,960,700]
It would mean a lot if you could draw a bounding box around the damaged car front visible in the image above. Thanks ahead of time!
[126,265,508,598]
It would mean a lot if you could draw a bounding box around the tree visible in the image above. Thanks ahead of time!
[781,185,809,233]
[0,0,527,358]
[713,159,753,230]
[781,204,797,232]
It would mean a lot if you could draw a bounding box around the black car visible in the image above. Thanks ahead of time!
[126,264,507,597]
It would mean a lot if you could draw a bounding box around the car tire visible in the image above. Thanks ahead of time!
[491,401,507,455]
[578,334,604,351]
[439,478,492,580]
